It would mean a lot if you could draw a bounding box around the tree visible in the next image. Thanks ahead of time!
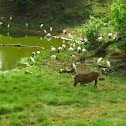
[111,0,126,54]
[80,16,104,50]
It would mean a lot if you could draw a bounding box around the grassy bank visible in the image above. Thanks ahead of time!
[0,50,126,126]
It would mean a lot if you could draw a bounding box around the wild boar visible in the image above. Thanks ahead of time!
[74,70,100,86]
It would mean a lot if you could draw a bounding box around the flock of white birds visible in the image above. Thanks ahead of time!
[0,15,118,68]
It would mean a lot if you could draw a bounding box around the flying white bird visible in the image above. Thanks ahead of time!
[106,60,111,67]
[97,57,102,64]
[44,29,47,34]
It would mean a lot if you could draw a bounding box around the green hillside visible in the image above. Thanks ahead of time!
[0,0,112,34]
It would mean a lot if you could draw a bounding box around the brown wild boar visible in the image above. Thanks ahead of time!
[74,70,100,86]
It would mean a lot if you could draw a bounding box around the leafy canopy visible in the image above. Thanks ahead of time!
[111,0,126,38]
[111,0,126,52]
[80,16,104,49]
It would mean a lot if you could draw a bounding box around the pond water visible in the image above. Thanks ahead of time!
[0,32,65,71]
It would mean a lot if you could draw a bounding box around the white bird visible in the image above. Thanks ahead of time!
[104,23,107,26]
[10,15,12,20]
[62,44,66,50]
[51,46,56,52]
[84,38,88,42]
[106,60,110,67]
[80,38,84,42]
[71,54,76,58]
[72,63,76,71]
[68,33,72,38]
[73,43,76,48]
[113,32,117,40]
[97,36,104,42]
[44,29,47,34]
[51,55,58,60]
[50,27,52,31]
[46,33,51,37]
[77,47,81,53]
[7,24,10,28]
[68,47,74,52]
[30,57,35,62]
[36,51,40,54]
[40,24,43,28]
[82,48,86,53]
[97,57,102,64]
[57,46,62,53]
[63,29,66,34]
[84,38,88,45]
[26,23,28,27]
[0,22,3,25]
[32,52,35,56]
[108,32,112,39]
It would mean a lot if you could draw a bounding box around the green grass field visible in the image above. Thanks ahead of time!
[0,50,126,126]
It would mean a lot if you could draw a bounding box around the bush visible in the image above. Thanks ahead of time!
[80,16,104,49]
[110,0,126,54]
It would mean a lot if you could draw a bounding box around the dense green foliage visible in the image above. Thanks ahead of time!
[111,0,126,38]
[111,0,126,53]
[79,16,104,49]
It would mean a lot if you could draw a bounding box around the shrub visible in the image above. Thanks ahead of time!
[80,16,104,49]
